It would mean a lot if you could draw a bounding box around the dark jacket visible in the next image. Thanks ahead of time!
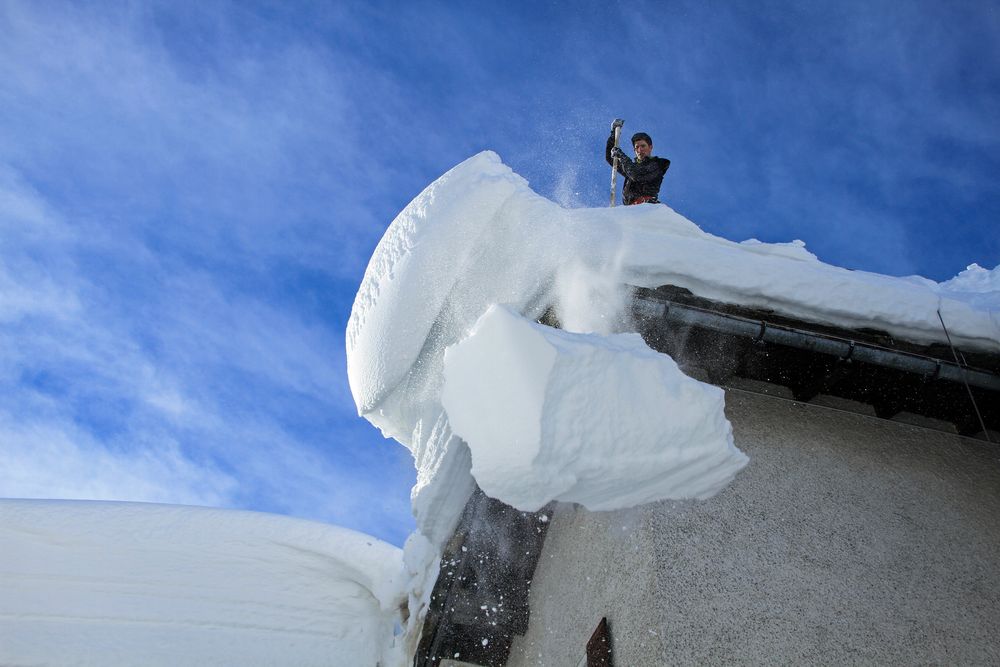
[606,134,671,204]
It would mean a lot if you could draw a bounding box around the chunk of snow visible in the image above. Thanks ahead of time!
[937,262,1000,310]
[0,500,405,667]
[941,262,1000,293]
[738,237,819,262]
[442,306,747,511]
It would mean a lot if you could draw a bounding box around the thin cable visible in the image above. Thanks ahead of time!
[937,309,993,444]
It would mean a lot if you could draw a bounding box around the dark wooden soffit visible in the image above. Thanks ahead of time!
[632,285,1000,438]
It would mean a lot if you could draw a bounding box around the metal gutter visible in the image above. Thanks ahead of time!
[633,295,1000,393]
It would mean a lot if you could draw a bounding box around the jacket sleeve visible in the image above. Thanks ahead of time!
[618,154,637,179]
[605,134,629,177]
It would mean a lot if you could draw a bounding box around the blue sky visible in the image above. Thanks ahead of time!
[1,0,997,546]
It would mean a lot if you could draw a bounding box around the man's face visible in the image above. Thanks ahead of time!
[634,140,651,159]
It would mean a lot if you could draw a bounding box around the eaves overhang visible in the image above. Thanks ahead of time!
[632,285,999,439]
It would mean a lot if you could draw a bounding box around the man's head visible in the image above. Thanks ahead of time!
[632,132,652,160]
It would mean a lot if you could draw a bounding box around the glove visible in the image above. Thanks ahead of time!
[610,146,627,161]
[611,118,624,130]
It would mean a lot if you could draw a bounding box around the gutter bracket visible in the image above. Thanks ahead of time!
[752,321,767,346]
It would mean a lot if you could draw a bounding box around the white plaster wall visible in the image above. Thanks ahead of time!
[507,388,1000,665]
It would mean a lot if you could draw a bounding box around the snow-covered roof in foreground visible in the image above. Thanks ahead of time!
[347,150,998,544]
[0,500,405,667]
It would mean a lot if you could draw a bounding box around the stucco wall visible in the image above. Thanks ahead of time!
[506,388,1000,665]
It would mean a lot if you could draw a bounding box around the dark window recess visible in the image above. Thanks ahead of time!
[414,488,553,666]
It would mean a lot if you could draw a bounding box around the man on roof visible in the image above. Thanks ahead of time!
[606,119,671,205]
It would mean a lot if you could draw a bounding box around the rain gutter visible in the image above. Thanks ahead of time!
[633,295,1000,393]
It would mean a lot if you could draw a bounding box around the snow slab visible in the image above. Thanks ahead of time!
[0,499,406,667]
[347,150,998,642]
[441,305,748,511]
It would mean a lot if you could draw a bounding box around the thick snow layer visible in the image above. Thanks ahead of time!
[612,217,999,351]
[0,500,405,667]
[347,153,566,548]
[442,305,747,511]
[348,155,999,443]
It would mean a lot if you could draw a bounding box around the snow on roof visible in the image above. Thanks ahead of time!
[0,500,405,667]
[347,151,998,543]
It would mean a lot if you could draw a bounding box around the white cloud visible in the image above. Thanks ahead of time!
[0,414,236,507]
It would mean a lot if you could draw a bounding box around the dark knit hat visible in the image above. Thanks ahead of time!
[631,132,652,146]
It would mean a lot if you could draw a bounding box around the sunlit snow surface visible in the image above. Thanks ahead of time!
[0,500,405,667]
